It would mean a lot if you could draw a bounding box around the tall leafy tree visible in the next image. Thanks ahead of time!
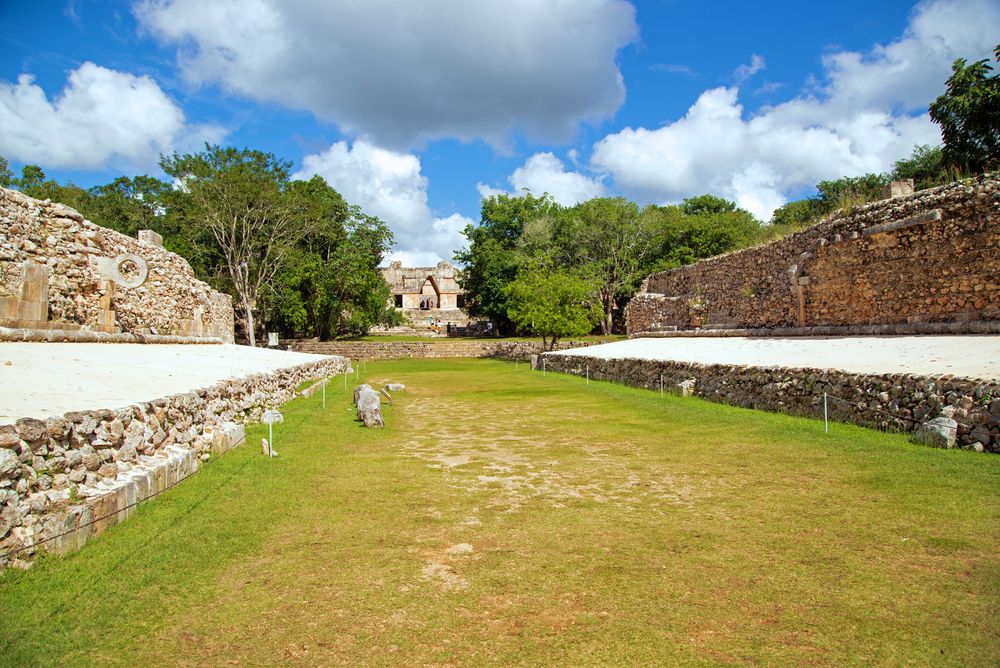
[505,266,600,350]
[930,44,1000,172]
[267,176,397,339]
[561,197,657,334]
[159,145,306,347]
[456,192,558,333]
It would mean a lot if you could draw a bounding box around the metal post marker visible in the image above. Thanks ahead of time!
[262,409,284,457]
[586,365,589,385]
[824,392,829,433]
[660,374,663,397]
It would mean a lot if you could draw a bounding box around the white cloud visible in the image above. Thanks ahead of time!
[734,54,766,83]
[476,152,604,207]
[591,0,1000,221]
[135,0,638,148]
[293,140,472,265]
[0,61,223,169]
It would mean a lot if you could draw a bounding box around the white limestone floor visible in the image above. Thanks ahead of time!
[552,335,998,381]
[0,343,336,424]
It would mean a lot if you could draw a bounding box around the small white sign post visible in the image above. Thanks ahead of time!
[262,409,284,457]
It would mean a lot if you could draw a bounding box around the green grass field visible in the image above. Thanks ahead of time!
[1,359,997,666]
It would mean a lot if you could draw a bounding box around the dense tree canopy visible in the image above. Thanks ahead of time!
[458,191,761,339]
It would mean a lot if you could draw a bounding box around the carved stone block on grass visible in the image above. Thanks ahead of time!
[354,384,384,428]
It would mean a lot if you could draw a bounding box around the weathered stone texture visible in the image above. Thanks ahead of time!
[0,355,348,569]
[627,173,1000,333]
[0,186,234,341]
[543,352,999,454]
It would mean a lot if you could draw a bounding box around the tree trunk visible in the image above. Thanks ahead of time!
[244,300,256,347]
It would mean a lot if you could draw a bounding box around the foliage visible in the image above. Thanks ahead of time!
[159,145,306,346]
[0,156,13,188]
[455,192,558,333]
[929,44,1000,172]
[504,266,600,349]
[265,176,398,339]
[647,198,759,269]
[558,197,658,334]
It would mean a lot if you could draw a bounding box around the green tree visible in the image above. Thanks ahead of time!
[646,198,760,270]
[561,197,657,334]
[85,175,171,238]
[266,176,397,339]
[0,155,13,188]
[456,192,558,333]
[890,144,947,188]
[929,44,1000,172]
[159,145,306,347]
[505,266,600,350]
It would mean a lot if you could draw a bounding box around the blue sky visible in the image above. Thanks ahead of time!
[1,0,998,264]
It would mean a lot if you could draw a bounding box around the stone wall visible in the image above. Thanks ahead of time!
[0,355,349,568]
[542,353,999,453]
[626,173,1000,334]
[0,186,234,341]
[287,339,596,360]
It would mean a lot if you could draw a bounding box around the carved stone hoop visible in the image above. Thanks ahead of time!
[98,253,149,289]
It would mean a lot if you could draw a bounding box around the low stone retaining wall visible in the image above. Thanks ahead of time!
[287,339,595,360]
[631,320,1000,338]
[0,326,226,344]
[542,353,999,453]
[0,355,349,568]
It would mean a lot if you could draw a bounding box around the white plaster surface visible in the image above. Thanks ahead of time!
[0,343,335,424]
[552,336,998,380]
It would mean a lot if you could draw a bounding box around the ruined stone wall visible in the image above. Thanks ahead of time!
[543,353,999,453]
[0,356,349,569]
[627,174,1000,334]
[0,187,234,341]
[287,339,596,360]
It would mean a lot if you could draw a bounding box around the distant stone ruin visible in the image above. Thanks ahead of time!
[0,186,233,342]
[626,173,1000,336]
[379,260,471,334]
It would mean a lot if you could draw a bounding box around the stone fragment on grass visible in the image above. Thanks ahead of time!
[911,417,958,448]
[386,383,405,392]
[354,384,384,428]
[677,379,697,397]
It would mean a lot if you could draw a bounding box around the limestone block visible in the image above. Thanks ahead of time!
[137,230,163,247]
[354,384,384,428]
[909,417,957,449]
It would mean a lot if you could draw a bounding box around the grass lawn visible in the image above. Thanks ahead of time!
[1,359,998,666]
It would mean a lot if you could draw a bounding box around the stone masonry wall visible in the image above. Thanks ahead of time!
[0,186,234,341]
[543,353,999,453]
[287,339,596,360]
[0,355,349,569]
[626,173,1000,333]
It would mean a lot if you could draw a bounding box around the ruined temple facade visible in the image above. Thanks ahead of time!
[380,261,470,331]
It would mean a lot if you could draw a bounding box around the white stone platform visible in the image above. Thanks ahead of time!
[0,343,335,424]
[552,335,998,381]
